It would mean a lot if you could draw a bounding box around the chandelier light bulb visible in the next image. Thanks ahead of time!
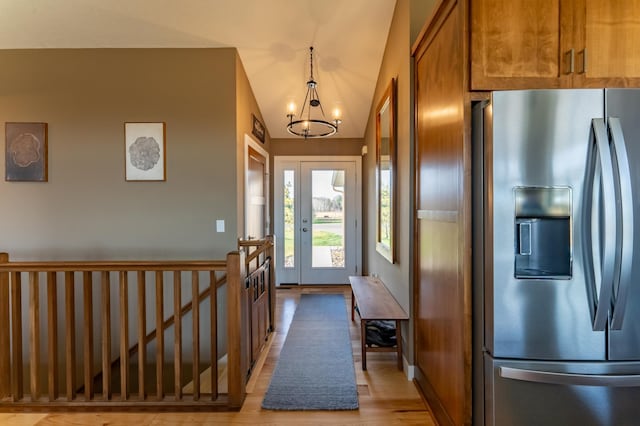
[287,102,297,115]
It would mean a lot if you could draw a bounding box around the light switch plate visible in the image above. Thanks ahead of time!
[216,219,225,233]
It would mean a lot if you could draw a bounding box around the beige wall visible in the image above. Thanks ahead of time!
[235,52,271,238]
[270,137,362,157]
[364,0,411,314]
[0,47,270,368]
[411,0,438,45]
[362,0,434,367]
[0,48,243,260]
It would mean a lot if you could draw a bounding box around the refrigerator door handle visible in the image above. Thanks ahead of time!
[582,123,599,324]
[587,119,617,331]
[500,366,640,387]
[608,117,634,330]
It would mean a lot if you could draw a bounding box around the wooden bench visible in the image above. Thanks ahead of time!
[349,276,409,371]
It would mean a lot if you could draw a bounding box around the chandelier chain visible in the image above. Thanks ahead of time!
[309,46,315,81]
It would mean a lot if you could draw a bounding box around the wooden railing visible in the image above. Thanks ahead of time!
[0,247,260,411]
[238,237,275,375]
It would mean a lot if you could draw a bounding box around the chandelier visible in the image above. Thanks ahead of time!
[286,47,342,139]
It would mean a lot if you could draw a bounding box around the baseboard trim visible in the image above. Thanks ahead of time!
[403,357,415,380]
[414,367,455,426]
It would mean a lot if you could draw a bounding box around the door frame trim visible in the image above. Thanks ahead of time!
[244,134,270,239]
[274,155,362,285]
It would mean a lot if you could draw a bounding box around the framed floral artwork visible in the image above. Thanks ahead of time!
[124,122,166,181]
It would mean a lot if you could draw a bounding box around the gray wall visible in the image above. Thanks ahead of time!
[0,48,242,260]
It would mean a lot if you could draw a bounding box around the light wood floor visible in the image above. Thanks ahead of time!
[0,286,436,425]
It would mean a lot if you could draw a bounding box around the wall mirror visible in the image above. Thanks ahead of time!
[375,78,396,263]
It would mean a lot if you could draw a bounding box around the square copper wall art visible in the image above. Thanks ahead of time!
[5,122,48,182]
[124,122,166,181]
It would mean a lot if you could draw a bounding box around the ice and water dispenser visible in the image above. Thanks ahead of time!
[514,187,572,279]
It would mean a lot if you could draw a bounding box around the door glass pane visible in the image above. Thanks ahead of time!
[311,170,345,268]
[379,151,391,249]
[284,170,295,268]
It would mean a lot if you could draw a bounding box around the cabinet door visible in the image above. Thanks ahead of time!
[470,0,571,89]
[573,0,640,87]
[414,0,471,425]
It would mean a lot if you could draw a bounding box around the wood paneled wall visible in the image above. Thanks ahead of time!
[413,0,472,425]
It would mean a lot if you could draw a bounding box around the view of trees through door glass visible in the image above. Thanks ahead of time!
[311,170,345,268]
[283,169,346,269]
[284,170,295,268]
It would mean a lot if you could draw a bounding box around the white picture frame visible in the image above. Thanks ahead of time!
[124,122,166,181]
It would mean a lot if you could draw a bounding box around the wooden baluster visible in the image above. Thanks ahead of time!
[0,260,236,409]
[227,250,246,408]
[267,235,276,333]
[210,271,218,401]
[83,272,93,400]
[64,271,76,401]
[119,271,129,401]
[10,272,23,401]
[47,272,58,401]
[137,271,146,401]
[0,253,10,399]
[173,271,182,400]
[192,271,200,400]
[101,271,111,400]
[29,272,39,401]
[155,271,164,401]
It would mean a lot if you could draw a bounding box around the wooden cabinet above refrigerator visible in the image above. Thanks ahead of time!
[470,0,640,90]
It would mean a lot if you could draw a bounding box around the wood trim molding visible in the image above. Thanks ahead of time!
[411,0,457,58]
[414,369,455,426]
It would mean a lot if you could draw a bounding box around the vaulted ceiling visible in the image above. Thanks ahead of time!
[0,0,397,139]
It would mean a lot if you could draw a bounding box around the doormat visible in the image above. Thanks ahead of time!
[261,293,359,410]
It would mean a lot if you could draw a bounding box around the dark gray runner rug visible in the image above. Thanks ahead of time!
[261,293,359,410]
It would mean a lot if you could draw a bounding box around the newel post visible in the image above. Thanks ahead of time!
[266,235,276,332]
[226,249,246,408]
[0,252,10,398]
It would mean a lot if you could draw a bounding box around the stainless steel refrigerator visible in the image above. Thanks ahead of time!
[472,89,640,426]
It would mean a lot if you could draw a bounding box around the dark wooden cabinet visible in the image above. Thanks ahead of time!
[471,0,640,90]
[249,266,269,365]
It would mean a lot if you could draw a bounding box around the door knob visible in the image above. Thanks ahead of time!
[302,227,309,232]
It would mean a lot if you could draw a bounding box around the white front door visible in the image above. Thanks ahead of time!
[275,156,361,285]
